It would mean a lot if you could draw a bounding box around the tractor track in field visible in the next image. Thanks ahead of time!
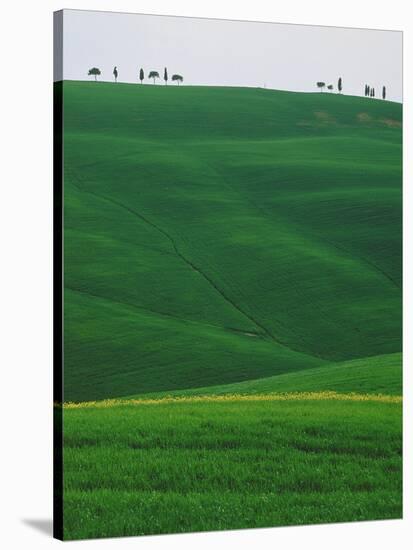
[321,238,401,290]
[68,169,281,345]
[66,284,264,339]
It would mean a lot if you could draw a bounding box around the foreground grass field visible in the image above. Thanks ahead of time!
[63,395,402,539]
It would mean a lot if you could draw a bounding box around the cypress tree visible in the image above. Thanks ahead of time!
[164,67,168,85]
[382,86,386,100]
[338,77,342,93]
[139,68,144,84]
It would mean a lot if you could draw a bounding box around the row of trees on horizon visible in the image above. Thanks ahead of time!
[316,77,343,93]
[316,76,388,100]
[88,66,184,85]
[87,68,390,99]
[364,84,386,99]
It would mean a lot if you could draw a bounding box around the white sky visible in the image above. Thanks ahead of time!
[60,9,403,102]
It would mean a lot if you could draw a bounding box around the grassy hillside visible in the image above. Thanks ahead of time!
[60,82,402,540]
[63,82,402,401]
[127,353,402,399]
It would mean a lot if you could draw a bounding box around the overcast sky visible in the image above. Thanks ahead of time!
[59,9,403,102]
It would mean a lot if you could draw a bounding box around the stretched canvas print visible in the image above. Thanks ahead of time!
[53,9,402,541]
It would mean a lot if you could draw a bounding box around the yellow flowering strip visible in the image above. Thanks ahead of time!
[63,391,402,409]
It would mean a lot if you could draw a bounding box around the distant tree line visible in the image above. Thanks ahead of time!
[316,77,342,93]
[364,84,387,100]
[315,76,388,100]
[88,67,389,99]
[87,66,184,85]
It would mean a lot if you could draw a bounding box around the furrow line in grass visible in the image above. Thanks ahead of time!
[65,224,177,259]
[97,195,277,342]
[322,238,401,290]
[205,156,400,292]
[67,168,282,345]
[65,284,262,338]
[199,159,342,348]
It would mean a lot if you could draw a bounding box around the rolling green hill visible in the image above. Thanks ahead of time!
[62,81,402,402]
[131,352,402,399]
[60,81,402,540]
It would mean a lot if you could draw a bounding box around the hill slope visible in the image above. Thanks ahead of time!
[130,353,402,399]
[62,82,402,401]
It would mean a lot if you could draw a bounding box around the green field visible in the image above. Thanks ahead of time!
[61,81,402,539]
[63,396,401,540]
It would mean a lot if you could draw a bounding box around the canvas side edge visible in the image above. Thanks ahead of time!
[53,9,64,542]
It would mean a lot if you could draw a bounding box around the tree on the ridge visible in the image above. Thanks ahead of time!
[88,67,101,81]
[327,84,334,92]
[139,68,144,84]
[338,77,342,93]
[148,70,159,84]
[382,86,386,100]
[172,74,184,86]
[113,66,118,83]
[317,81,326,92]
[164,67,168,85]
